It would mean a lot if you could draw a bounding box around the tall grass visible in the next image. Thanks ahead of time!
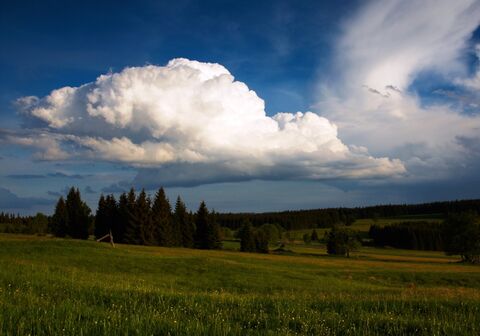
[0,234,479,335]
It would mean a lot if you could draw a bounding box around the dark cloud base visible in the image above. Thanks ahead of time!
[0,187,53,209]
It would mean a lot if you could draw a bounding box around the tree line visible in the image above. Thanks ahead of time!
[2,197,480,234]
[50,187,222,249]
[0,212,49,234]
[369,221,444,251]
[368,213,479,263]
[216,199,480,230]
[1,189,479,261]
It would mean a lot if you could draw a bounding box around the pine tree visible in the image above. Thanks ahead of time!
[170,197,182,246]
[123,188,141,244]
[151,188,173,246]
[116,192,129,243]
[174,196,194,248]
[135,189,152,245]
[239,220,256,252]
[194,201,209,249]
[65,187,91,239]
[208,210,222,249]
[105,194,118,239]
[94,195,108,239]
[194,202,221,249]
[50,196,68,237]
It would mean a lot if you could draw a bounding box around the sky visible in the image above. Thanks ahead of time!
[1,0,480,214]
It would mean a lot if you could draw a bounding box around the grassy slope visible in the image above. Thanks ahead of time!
[1,234,479,335]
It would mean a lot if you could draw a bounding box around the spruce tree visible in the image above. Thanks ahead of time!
[134,189,152,245]
[174,196,194,247]
[151,188,173,246]
[116,192,129,243]
[208,210,222,249]
[65,187,91,239]
[105,194,118,239]
[123,188,141,244]
[194,202,222,249]
[194,201,209,249]
[94,195,107,239]
[50,196,68,237]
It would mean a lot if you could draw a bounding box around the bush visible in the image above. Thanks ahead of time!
[258,223,281,244]
[325,226,360,257]
[238,221,256,252]
[310,229,319,242]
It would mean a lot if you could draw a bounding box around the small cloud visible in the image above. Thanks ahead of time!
[47,172,90,179]
[385,85,402,93]
[47,186,71,198]
[101,183,128,193]
[362,85,390,98]
[7,174,45,179]
[47,190,62,197]
[84,186,96,194]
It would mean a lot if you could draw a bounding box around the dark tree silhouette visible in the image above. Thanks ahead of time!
[194,201,222,249]
[104,194,118,240]
[50,196,68,237]
[174,196,194,248]
[94,195,107,239]
[208,210,222,249]
[135,189,152,245]
[123,188,141,244]
[152,188,174,246]
[116,192,129,243]
[65,187,91,239]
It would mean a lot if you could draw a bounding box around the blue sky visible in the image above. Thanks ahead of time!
[1,0,480,214]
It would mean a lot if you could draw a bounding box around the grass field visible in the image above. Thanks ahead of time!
[1,234,479,335]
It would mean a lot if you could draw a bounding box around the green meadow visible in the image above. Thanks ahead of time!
[1,233,479,335]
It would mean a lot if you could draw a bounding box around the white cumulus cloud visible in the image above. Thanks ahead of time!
[13,58,404,187]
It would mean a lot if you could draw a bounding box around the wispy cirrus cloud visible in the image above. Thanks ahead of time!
[317,0,480,181]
